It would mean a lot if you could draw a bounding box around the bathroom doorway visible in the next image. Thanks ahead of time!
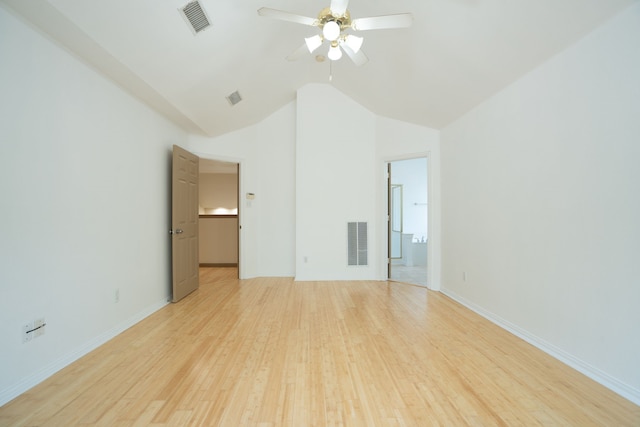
[388,157,428,287]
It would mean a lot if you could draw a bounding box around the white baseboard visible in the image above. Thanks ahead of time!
[440,287,640,406]
[0,297,170,407]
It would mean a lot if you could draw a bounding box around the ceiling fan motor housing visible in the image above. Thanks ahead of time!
[317,7,352,30]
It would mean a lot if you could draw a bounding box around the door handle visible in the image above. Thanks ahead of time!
[169,229,184,235]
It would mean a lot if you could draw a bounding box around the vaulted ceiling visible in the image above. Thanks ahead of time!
[2,0,635,137]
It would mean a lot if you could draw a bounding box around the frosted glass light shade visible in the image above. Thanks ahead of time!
[322,21,341,41]
[328,45,342,61]
[344,35,363,53]
[305,35,323,53]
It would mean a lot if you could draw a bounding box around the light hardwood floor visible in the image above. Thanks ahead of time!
[390,265,428,287]
[1,267,638,426]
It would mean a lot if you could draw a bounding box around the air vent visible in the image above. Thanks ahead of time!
[226,91,242,106]
[180,1,211,35]
[347,222,368,266]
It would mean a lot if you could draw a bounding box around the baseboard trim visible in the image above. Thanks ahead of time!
[0,297,170,407]
[440,287,640,406]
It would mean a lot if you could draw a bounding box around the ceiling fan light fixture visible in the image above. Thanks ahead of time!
[322,20,341,41]
[343,34,363,53]
[305,35,323,53]
[328,44,342,61]
[257,2,412,68]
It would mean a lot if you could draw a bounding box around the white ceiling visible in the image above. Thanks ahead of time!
[2,0,635,137]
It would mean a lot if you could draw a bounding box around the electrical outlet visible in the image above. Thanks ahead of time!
[115,289,120,303]
[463,271,467,282]
[23,322,33,343]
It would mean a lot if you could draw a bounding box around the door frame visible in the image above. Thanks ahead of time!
[381,152,440,291]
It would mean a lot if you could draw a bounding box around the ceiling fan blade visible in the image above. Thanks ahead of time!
[342,44,369,67]
[351,13,413,31]
[258,8,317,26]
[330,0,349,16]
[286,43,311,62]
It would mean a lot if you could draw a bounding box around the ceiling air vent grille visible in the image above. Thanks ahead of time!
[226,90,242,106]
[180,1,211,35]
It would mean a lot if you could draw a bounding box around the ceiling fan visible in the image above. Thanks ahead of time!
[258,0,413,66]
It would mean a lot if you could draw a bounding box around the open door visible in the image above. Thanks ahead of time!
[388,163,404,279]
[171,145,199,302]
[387,163,392,279]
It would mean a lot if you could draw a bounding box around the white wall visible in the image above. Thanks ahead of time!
[254,102,297,278]
[189,87,441,282]
[189,101,297,278]
[295,86,441,282]
[0,5,187,406]
[295,84,377,281]
[440,3,640,404]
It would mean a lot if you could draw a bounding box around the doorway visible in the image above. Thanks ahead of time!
[198,159,240,277]
[388,157,428,287]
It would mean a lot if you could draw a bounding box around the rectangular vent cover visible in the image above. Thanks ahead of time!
[347,222,368,266]
[180,1,211,34]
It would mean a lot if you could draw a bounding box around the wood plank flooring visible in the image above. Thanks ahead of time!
[1,267,638,426]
